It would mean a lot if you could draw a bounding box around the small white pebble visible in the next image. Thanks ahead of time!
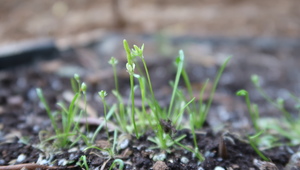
[17,154,26,163]
[58,159,68,166]
[180,157,189,164]
[153,153,166,161]
[68,147,78,153]
[217,157,223,161]
[39,159,48,165]
[214,166,225,170]
[119,138,129,149]
[0,159,5,165]
[198,167,204,170]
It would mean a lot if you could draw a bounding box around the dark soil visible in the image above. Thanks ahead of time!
[1,34,300,169]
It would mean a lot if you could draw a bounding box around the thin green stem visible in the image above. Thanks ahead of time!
[129,75,138,138]
[199,56,231,127]
[181,67,196,110]
[103,98,109,138]
[253,81,291,121]
[168,50,185,117]
[112,64,119,93]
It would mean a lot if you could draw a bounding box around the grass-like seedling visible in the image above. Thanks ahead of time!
[99,90,110,138]
[250,74,300,147]
[108,57,119,93]
[77,155,89,170]
[248,131,270,161]
[90,104,116,144]
[36,74,88,149]
[84,130,123,169]
[182,57,232,129]
[236,89,260,132]
[109,159,124,170]
[236,74,300,162]
[37,39,237,165]
[251,75,292,122]
[85,130,119,159]
[123,40,139,138]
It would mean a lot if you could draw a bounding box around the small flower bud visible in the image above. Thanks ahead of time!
[81,82,87,92]
[108,57,118,65]
[251,75,259,85]
[236,89,248,96]
[74,74,80,82]
[126,63,135,74]
[98,90,107,99]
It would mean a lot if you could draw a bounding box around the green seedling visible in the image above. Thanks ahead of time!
[182,57,232,129]
[90,104,116,144]
[36,75,88,149]
[77,155,89,170]
[174,111,205,161]
[109,159,124,170]
[168,51,185,117]
[198,57,232,128]
[85,130,118,159]
[99,90,110,138]
[112,90,128,133]
[236,89,260,132]
[189,113,205,161]
[123,40,139,138]
[146,51,189,151]
[174,90,204,161]
[251,75,291,121]
[250,74,300,146]
[248,130,270,161]
[109,57,119,93]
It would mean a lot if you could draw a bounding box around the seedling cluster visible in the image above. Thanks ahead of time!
[36,39,299,169]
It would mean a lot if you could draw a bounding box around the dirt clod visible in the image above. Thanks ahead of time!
[153,161,169,170]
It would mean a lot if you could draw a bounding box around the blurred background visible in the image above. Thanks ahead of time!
[1,0,300,45]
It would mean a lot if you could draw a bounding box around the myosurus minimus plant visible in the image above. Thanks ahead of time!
[36,39,287,169]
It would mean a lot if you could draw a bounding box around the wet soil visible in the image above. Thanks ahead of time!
[1,35,300,169]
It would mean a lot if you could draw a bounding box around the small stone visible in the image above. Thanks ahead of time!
[180,157,189,164]
[8,95,23,106]
[119,138,129,149]
[153,153,167,161]
[8,159,16,165]
[0,159,5,165]
[214,166,225,170]
[217,157,223,162]
[68,147,78,153]
[198,167,204,170]
[33,125,40,133]
[253,159,278,170]
[153,161,168,170]
[69,153,78,160]
[231,164,239,169]
[58,159,68,166]
[39,159,48,165]
[16,154,26,163]
[204,151,215,157]
[285,152,300,170]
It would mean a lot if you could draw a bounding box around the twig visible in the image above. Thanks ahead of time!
[0,163,75,170]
